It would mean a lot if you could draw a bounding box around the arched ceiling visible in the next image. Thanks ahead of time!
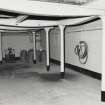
[0,0,103,32]
[30,0,95,5]
[0,0,103,16]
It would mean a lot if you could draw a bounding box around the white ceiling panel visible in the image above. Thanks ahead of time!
[0,0,103,17]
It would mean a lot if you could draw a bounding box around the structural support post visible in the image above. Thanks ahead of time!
[100,15,105,102]
[44,27,52,71]
[32,31,36,64]
[0,32,2,64]
[59,25,65,79]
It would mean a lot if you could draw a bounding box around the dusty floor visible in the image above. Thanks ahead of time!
[0,62,102,105]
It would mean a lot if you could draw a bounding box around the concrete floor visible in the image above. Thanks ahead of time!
[0,62,102,105]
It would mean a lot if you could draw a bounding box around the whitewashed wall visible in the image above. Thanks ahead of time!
[1,19,102,73]
[2,32,33,57]
[50,19,102,73]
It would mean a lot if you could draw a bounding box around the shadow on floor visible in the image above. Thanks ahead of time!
[39,73,61,81]
[0,63,32,77]
[0,63,80,82]
[39,72,80,82]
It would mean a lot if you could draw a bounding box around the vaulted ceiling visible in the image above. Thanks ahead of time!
[30,0,95,5]
[0,0,103,32]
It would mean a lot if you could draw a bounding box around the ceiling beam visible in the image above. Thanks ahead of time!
[0,0,104,17]
[0,16,99,28]
[58,16,98,25]
[0,14,14,18]
[15,15,28,25]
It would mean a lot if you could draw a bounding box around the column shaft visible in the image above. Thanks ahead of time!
[32,32,36,64]
[0,32,2,63]
[100,15,105,102]
[59,25,65,78]
[45,27,52,71]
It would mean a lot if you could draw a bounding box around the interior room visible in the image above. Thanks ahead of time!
[0,0,104,105]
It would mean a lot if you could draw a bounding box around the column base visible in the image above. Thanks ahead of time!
[33,60,36,64]
[101,91,105,102]
[60,72,65,79]
[0,61,2,64]
[46,65,50,71]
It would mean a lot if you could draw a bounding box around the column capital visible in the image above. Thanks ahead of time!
[99,14,105,21]
[44,27,53,32]
[32,31,36,34]
[58,25,65,30]
[99,15,105,29]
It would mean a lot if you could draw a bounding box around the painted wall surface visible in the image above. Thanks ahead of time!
[40,29,46,50]
[1,31,45,58]
[50,19,102,73]
[50,27,60,61]
[2,32,33,57]
[1,19,102,74]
